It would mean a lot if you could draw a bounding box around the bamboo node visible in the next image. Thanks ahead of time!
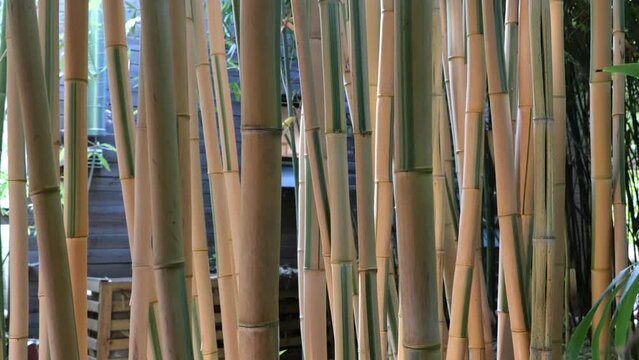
[29,185,60,197]
[153,260,185,270]
[238,319,279,329]
[241,127,283,135]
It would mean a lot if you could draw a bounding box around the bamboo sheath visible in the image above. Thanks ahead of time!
[140,0,194,357]
[374,0,398,356]
[128,57,156,360]
[64,1,89,357]
[529,0,556,358]
[103,0,136,245]
[8,1,79,359]
[291,0,334,313]
[446,0,467,183]
[346,0,382,357]
[318,1,357,358]
[192,0,240,355]
[394,1,441,358]
[7,28,28,360]
[445,0,488,357]
[482,0,532,358]
[238,1,282,359]
[549,0,567,357]
[612,0,626,300]
[590,1,612,357]
[36,1,59,356]
[169,0,194,317]
[205,0,243,281]
[186,2,219,358]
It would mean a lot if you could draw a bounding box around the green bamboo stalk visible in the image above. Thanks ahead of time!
[63,1,89,357]
[549,0,567,357]
[139,0,194,357]
[529,0,555,358]
[237,1,282,359]
[192,0,240,356]
[346,0,381,357]
[589,0,612,358]
[103,0,136,245]
[394,1,441,358]
[504,0,519,136]
[366,0,379,145]
[7,23,28,359]
[318,0,357,358]
[9,1,78,358]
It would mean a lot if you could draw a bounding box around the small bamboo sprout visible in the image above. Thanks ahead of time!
[550,0,567,357]
[64,0,89,357]
[7,24,28,359]
[192,0,240,357]
[186,1,219,358]
[529,0,556,358]
[394,1,441,358]
[589,0,613,357]
[8,0,79,358]
[237,1,282,359]
[103,0,136,244]
[139,0,194,357]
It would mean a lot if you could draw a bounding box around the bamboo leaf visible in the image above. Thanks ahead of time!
[612,265,639,350]
[604,63,639,78]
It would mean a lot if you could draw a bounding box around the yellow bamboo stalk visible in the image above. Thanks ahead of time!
[590,1,612,357]
[103,0,136,245]
[63,1,88,357]
[205,0,243,281]
[193,0,240,356]
[237,1,282,358]
[297,116,308,358]
[9,1,79,358]
[550,0,567,357]
[366,0,379,145]
[186,1,219,358]
[7,25,28,359]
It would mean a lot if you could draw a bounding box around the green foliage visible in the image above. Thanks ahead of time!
[605,63,639,78]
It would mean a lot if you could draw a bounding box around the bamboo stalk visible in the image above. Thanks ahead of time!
[394,1,441,358]
[36,1,59,356]
[192,0,240,356]
[103,0,136,245]
[139,0,194,357]
[504,0,519,136]
[589,0,612,357]
[612,0,626,302]
[8,1,79,358]
[346,0,381,357]
[186,1,219,358]
[63,1,88,357]
[7,24,28,359]
[237,1,282,358]
[366,0,379,145]
[445,0,488,357]
[482,0,532,358]
[529,0,555,358]
[128,55,155,360]
[318,0,357,358]
[205,0,243,281]
[298,116,308,358]
[549,0,567,357]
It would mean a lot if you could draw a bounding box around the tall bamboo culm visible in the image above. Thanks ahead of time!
[37,0,59,357]
[192,0,240,357]
[549,0,567,357]
[205,0,243,280]
[103,0,136,244]
[612,0,627,301]
[63,1,89,357]
[346,0,381,357]
[318,0,357,358]
[7,24,28,359]
[394,1,441,358]
[237,1,282,359]
[445,0,488,357]
[128,55,155,360]
[9,1,79,358]
[366,0,379,141]
[185,1,219,357]
[590,1,612,357]
[529,0,555,358]
[482,0,532,358]
[139,0,194,357]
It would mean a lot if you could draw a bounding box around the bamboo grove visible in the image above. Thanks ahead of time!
[0,0,637,359]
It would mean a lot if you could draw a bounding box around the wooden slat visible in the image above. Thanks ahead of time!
[97,280,113,359]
